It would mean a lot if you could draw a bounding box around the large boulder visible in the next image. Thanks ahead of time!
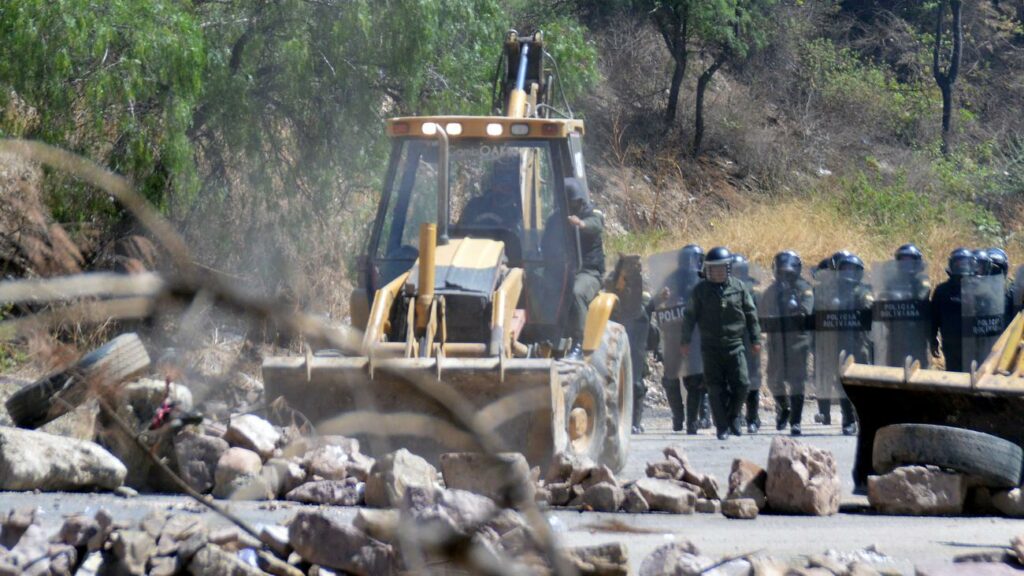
[173,432,229,494]
[224,415,280,460]
[765,437,840,515]
[288,511,395,575]
[365,449,438,508]
[634,478,696,514]
[213,447,271,500]
[867,466,967,516]
[440,452,534,505]
[0,426,126,491]
[403,486,498,538]
[727,458,767,510]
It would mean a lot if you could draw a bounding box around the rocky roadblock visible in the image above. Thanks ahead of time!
[3,371,1024,574]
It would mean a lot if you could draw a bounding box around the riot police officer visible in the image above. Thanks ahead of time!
[930,248,975,372]
[872,244,933,368]
[814,253,872,435]
[988,247,1015,327]
[733,254,764,433]
[654,244,706,433]
[680,247,761,440]
[760,251,813,435]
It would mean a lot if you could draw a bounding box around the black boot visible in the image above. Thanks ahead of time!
[789,394,804,436]
[699,393,713,429]
[774,395,790,431]
[746,389,760,433]
[841,398,857,435]
[816,399,832,425]
[661,378,685,432]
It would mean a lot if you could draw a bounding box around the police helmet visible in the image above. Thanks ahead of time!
[947,248,975,277]
[895,243,925,274]
[773,250,803,278]
[732,253,750,280]
[703,246,733,277]
[988,247,1009,277]
[895,244,923,261]
[973,249,994,276]
[679,244,705,272]
[830,250,854,271]
[837,253,865,283]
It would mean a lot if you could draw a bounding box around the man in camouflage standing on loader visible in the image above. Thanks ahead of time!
[565,178,605,360]
[680,247,761,440]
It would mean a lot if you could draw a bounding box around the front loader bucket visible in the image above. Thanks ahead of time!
[262,356,566,468]
[841,359,1024,490]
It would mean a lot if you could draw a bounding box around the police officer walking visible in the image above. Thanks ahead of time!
[760,251,814,435]
[872,244,933,368]
[680,247,761,440]
[930,248,975,372]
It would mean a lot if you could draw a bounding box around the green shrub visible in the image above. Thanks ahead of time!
[798,39,936,143]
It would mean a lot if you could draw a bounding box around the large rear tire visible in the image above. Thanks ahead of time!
[589,321,632,473]
[873,424,1023,488]
[557,361,608,465]
[5,333,150,428]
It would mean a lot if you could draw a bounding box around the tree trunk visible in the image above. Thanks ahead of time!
[692,56,725,158]
[932,0,963,156]
[665,57,686,126]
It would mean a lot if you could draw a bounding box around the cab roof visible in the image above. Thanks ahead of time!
[386,115,585,139]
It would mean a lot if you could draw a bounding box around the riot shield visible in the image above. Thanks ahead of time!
[813,269,873,400]
[759,278,814,395]
[735,262,768,388]
[871,261,932,368]
[646,250,703,379]
[961,274,1006,370]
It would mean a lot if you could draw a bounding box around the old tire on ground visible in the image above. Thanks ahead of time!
[873,424,1023,488]
[5,333,150,429]
[557,361,608,465]
[588,321,632,473]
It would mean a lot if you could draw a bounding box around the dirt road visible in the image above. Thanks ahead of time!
[1,406,1019,574]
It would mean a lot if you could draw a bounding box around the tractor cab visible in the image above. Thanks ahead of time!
[358,115,591,347]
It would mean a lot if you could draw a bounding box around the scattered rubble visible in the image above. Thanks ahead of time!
[225,414,281,461]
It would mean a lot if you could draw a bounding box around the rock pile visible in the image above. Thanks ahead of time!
[0,488,628,576]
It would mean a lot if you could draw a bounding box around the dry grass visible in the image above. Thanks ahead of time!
[619,193,1019,284]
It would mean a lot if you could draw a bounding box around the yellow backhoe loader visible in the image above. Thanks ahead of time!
[262,32,633,471]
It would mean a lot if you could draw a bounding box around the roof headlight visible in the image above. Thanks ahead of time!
[444,123,463,136]
[485,123,504,137]
[510,124,530,136]
[421,122,438,136]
